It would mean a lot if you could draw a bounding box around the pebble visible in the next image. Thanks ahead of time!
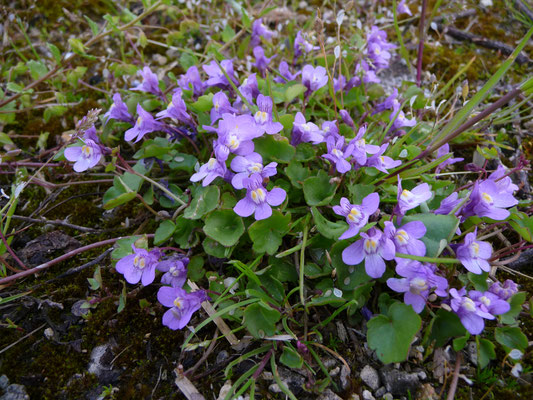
[360,365,380,390]
[362,389,375,400]
[317,388,343,400]
[375,386,386,397]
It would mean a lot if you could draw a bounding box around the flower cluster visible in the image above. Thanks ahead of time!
[115,246,206,330]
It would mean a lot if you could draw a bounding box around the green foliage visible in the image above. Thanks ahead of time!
[243,301,281,338]
[203,209,244,247]
[248,211,291,254]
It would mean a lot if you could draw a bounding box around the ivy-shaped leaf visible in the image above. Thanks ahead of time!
[248,211,291,255]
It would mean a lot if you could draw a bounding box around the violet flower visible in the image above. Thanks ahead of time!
[230,152,277,190]
[434,192,462,215]
[274,61,301,83]
[178,65,206,97]
[489,279,518,301]
[321,121,339,141]
[455,228,492,274]
[449,288,493,335]
[342,227,395,278]
[366,144,401,173]
[82,125,99,143]
[254,94,283,135]
[213,113,259,161]
[234,173,286,220]
[470,290,511,318]
[103,93,133,125]
[131,66,163,96]
[125,104,164,143]
[366,26,396,70]
[349,125,381,166]
[333,75,347,92]
[333,193,380,240]
[384,220,426,261]
[302,65,328,94]
[157,256,189,288]
[157,286,207,330]
[397,0,412,15]
[251,18,274,46]
[253,46,274,76]
[395,176,432,216]
[64,138,103,172]
[291,112,324,146]
[339,110,355,129]
[203,60,238,89]
[190,157,227,186]
[461,179,518,220]
[391,108,416,131]
[322,135,354,174]
[488,165,519,195]
[387,262,448,313]
[210,92,238,124]
[156,89,191,124]
[435,144,464,174]
[115,245,160,286]
[294,30,319,58]
[356,60,380,84]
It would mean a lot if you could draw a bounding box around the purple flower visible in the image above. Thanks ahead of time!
[253,46,274,76]
[489,279,518,300]
[434,192,461,215]
[131,66,162,96]
[254,94,283,135]
[156,89,191,124]
[366,26,396,70]
[178,65,206,97]
[349,125,381,166]
[373,89,400,114]
[230,152,278,190]
[461,179,518,220]
[397,0,412,16]
[488,165,519,195]
[213,114,259,161]
[333,75,347,92]
[455,228,492,274]
[387,262,448,313]
[115,245,160,286]
[125,104,164,143]
[157,286,207,330]
[333,193,380,240]
[322,135,354,173]
[391,108,416,130]
[251,18,274,46]
[356,60,380,84]
[64,138,103,172]
[190,157,227,186]
[203,60,238,89]
[321,121,339,141]
[103,93,133,125]
[435,144,463,174]
[449,288,493,335]
[302,65,328,93]
[157,256,189,288]
[384,220,426,261]
[366,144,401,173]
[274,61,301,83]
[342,227,395,278]
[234,173,286,220]
[396,176,432,216]
[291,112,324,146]
[294,31,319,58]
[210,92,238,124]
[339,110,355,129]
[82,125,99,143]
[470,290,511,318]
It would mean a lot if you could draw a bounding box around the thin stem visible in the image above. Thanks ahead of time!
[395,253,460,264]
[300,215,310,313]
[416,0,428,87]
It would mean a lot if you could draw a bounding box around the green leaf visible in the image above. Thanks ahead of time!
[84,15,100,35]
[494,327,528,352]
[184,186,220,220]
[118,281,127,313]
[243,301,281,338]
[254,135,295,163]
[66,66,87,88]
[285,84,306,103]
[43,106,68,123]
[501,292,526,325]
[221,24,236,43]
[347,184,375,204]
[241,8,251,28]
[429,309,467,347]
[478,338,496,369]
[203,237,227,258]
[280,347,303,369]
[279,114,295,132]
[508,209,533,242]
[330,240,372,291]
[154,220,176,245]
[402,213,459,257]
[311,207,346,240]
[0,132,14,145]
[47,43,62,64]
[248,211,291,255]
[190,93,214,112]
[173,216,200,248]
[179,52,199,71]
[169,152,197,173]
[284,162,310,189]
[102,190,137,210]
[203,209,245,247]
[6,82,29,94]
[69,37,87,54]
[302,170,337,206]
[27,60,48,80]
[188,256,205,281]
[452,334,470,351]
[367,302,422,364]
[467,272,489,292]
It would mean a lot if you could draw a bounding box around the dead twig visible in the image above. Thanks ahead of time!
[7,214,99,233]
[446,352,462,400]
[185,328,219,377]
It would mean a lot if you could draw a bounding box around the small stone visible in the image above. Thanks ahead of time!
[217,381,233,400]
[323,357,337,369]
[317,388,343,400]
[360,365,380,390]
[0,375,9,390]
[268,383,281,393]
[417,371,427,380]
[467,342,478,366]
[375,386,386,397]
[383,393,393,400]
[216,350,229,365]
[340,365,351,391]
[362,389,375,400]
[44,328,54,340]
[349,395,360,400]
[0,383,30,400]
[329,366,340,377]
[380,367,420,396]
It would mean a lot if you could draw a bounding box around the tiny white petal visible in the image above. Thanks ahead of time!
[509,349,523,360]
[334,45,341,59]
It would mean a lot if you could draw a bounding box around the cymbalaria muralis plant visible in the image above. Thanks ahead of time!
[1,0,533,398]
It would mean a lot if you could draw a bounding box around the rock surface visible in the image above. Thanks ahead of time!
[360,365,381,390]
